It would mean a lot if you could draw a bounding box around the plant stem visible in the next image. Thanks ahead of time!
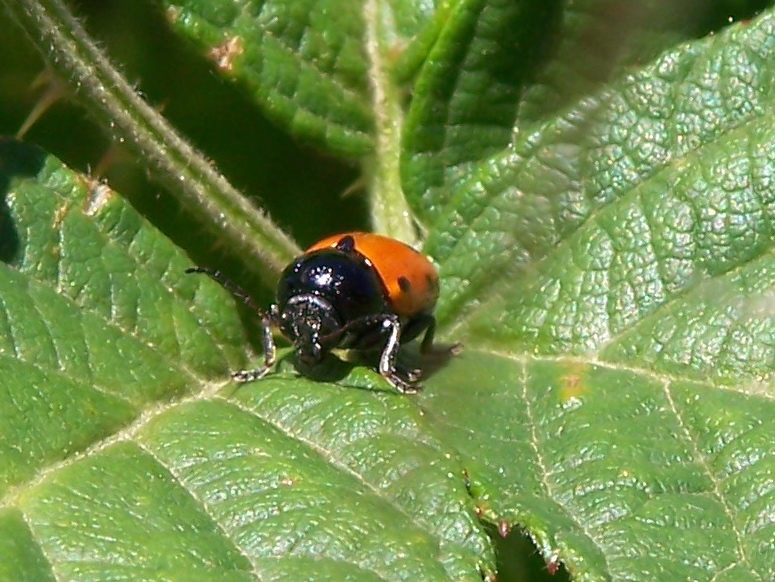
[3,0,300,282]
[364,0,419,247]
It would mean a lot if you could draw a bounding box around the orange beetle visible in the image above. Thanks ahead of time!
[306,232,439,319]
[188,232,444,392]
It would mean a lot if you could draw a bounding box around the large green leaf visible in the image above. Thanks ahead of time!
[400,0,556,223]
[3,0,775,580]
[515,0,770,125]
[413,4,775,581]
[162,0,439,157]
[0,139,491,581]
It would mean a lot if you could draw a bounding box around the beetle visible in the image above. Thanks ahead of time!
[187,232,445,392]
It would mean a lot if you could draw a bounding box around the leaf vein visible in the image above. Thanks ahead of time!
[661,378,762,580]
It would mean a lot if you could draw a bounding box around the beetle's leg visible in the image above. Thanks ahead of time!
[316,313,424,393]
[419,316,436,353]
[316,313,388,346]
[232,305,277,382]
[411,314,462,356]
[186,266,277,383]
[378,316,421,393]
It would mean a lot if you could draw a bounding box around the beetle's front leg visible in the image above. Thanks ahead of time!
[232,304,278,382]
[186,266,279,384]
[377,316,422,393]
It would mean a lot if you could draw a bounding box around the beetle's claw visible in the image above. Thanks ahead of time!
[389,377,422,393]
[386,367,423,393]
[232,367,270,383]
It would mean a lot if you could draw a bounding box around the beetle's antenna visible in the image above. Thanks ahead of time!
[185,267,263,313]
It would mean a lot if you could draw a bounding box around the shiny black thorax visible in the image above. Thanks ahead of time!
[274,248,393,362]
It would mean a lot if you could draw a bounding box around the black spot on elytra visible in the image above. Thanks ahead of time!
[335,235,355,252]
[398,276,411,293]
[426,274,439,293]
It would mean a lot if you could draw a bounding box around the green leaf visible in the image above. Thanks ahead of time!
[162,0,438,157]
[0,139,492,580]
[424,354,775,580]
[414,6,775,581]
[4,0,775,580]
[402,0,557,223]
[0,139,245,493]
[516,0,775,126]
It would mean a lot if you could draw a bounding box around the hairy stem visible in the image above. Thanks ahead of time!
[3,0,300,282]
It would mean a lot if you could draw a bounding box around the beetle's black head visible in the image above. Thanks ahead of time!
[275,248,389,362]
[277,294,340,363]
